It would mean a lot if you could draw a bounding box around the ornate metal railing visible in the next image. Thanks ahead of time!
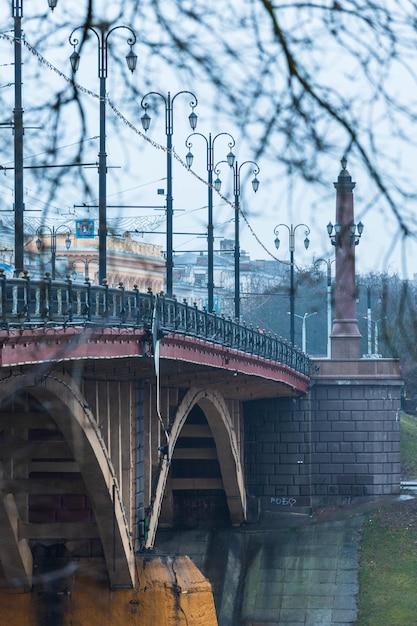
[0,271,311,377]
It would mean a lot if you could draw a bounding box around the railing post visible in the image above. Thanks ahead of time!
[102,279,109,319]
[201,306,208,338]
[170,295,177,329]
[183,298,189,333]
[0,268,7,328]
[83,277,92,322]
[118,281,126,324]
[66,274,73,323]
[133,284,140,325]
[22,269,30,322]
[42,272,53,321]
[193,301,198,335]
[147,287,154,329]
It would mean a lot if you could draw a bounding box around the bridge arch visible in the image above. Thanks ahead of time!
[146,387,246,548]
[0,372,135,589]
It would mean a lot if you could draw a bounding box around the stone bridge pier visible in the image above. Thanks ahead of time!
[244,358,402,515]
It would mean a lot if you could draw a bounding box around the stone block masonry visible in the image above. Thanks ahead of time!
[244,358,403,513]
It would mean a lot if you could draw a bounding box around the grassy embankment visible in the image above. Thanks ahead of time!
[357,412,417,625]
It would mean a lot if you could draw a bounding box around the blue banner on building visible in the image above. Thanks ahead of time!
[76,219,95,238]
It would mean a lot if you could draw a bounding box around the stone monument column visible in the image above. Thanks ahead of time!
[330,157,362,359]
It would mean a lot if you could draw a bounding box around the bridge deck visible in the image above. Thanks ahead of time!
[0,275,311,396]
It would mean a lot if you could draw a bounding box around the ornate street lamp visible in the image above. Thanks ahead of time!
[69,24,137,285]
[327,158,364,248]
[214,160,260,319]
[274,223,310,346]
[185,131,235,312]
[36,225,72,280]
[141,91,198,297]
[72,257,99,282]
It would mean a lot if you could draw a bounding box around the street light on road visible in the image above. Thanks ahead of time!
[314,257,335,358]
[141,91,198,296]
[274,223,310,346]
[36,225,71,280]
[72,257,99,282]
[374,317,386,356]
[69,23,137,285]
[290,312,317,354]
[357,282,381,357]
[185,131,235,312]
[214,160,260,319]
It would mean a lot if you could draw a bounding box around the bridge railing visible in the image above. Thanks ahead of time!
[156,296,310,376]
[0,272,154,328]
[0,272,310,376]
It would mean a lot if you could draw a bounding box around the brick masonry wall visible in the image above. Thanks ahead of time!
[244,378,402,513]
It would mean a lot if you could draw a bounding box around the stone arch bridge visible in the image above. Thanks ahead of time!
[0,274,312,592]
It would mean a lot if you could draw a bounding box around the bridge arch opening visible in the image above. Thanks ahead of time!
[0,373,135,589]
[165,404,231,529]
[148,387,246,547]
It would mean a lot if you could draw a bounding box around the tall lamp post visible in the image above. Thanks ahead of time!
[374,317,386,356]
[314,257,334,358]
[185,132,236,312]
[214,160,260,319]
[36,225,72,280]
[141,91,198,297]
[12,0,58,275]
[69,24,137,285]
[274,223,310,346]
[292,312,318,354]
[357,282,380,357]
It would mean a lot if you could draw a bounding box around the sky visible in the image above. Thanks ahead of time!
[1,1,417,281]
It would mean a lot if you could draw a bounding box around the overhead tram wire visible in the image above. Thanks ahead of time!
[73,205,166,209]
[0,163,98,170]
[0,32,286,273]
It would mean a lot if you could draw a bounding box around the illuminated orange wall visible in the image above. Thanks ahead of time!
[0,556,218,625]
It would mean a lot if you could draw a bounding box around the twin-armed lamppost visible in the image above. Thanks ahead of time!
[185,132,236,312]
[72,257,99,282]
[69,24,137,285]
[12,0,58,275]
[141,91,198,297]
[214,160,260,319]
[36,225,71,280]
[274,223,310,346]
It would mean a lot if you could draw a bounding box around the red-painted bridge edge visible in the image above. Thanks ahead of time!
[159,333,310,394]
[0,327,310,395]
